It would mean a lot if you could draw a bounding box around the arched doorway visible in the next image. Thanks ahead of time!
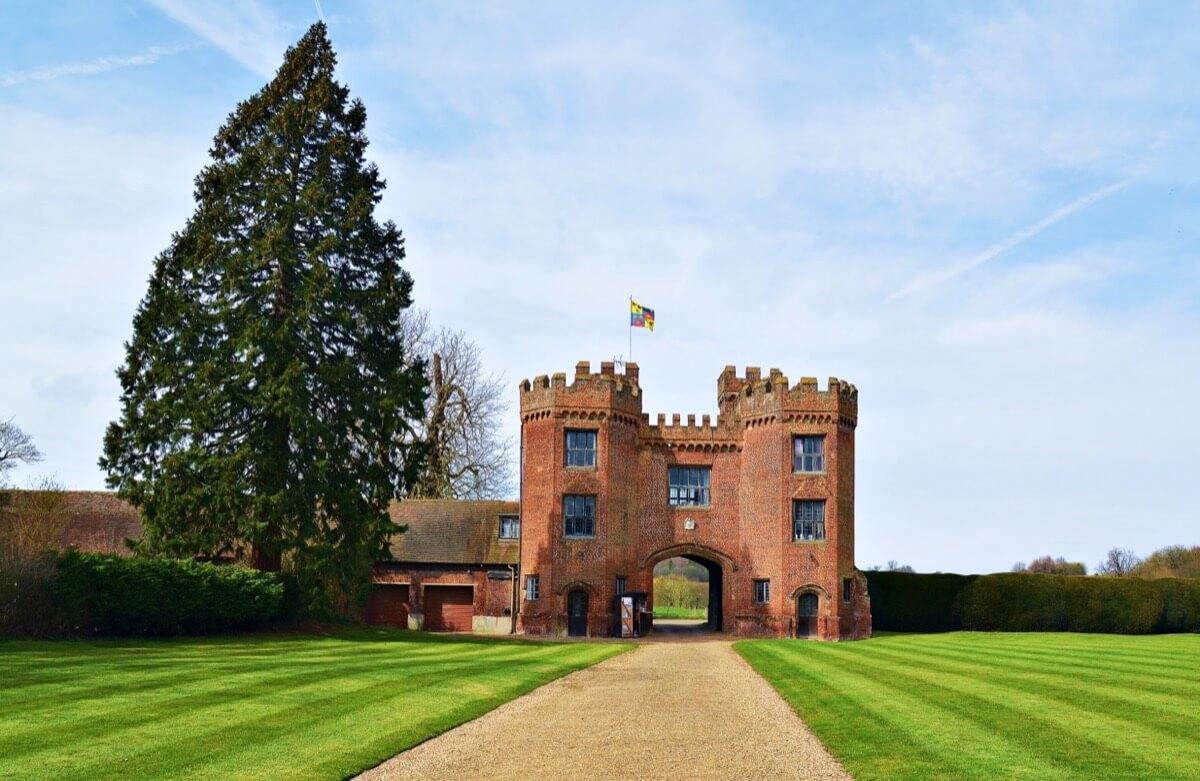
[796,592,819,638]
[567,589,589,637]
[642,544,731,633]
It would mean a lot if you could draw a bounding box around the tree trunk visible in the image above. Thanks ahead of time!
[251,545,282,572]
[415,352,448,497]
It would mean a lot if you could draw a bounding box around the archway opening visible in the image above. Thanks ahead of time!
[649,553,724,633]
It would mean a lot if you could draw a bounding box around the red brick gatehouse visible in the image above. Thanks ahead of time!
[516,361,871,640]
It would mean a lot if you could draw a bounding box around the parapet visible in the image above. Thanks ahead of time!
[718,366,857,422]
[519,360,643,419]
[520,362,856,429]
[640,410,740,450]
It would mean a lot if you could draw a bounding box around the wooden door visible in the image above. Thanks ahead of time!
[567,590,589,637]
[364,584,409,628]
[797,593,819,638]
[425,586,473,631]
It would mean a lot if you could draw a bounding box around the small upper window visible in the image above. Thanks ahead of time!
[754,579,771,604]
[499,514,520,540]
[563,495,596,537]
[793,436,825,473]
[842,577,853,603]
[793,500,826,541]
[565,430,597,467]
[616,576,627,595]
[668,466,711,507]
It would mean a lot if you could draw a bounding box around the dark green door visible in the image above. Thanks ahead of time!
[567,590,588,637]
[797,593,819,637]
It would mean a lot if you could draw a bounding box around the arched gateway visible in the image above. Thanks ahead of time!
[642,543,732,632]
[515,361,872,640]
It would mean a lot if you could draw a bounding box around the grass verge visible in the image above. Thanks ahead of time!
[652,606,706,619]
[736,631,1200,781]
[0,627,627,781]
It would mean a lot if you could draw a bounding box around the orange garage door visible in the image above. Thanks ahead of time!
[364,584,409,628]
[424,586,473,631]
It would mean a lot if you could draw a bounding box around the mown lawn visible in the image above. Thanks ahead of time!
[652,606,706,619]
[737,632,1200,781]
[0,627,626,781]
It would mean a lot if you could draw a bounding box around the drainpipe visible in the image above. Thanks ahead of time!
[512,424,524,635]
[508,563,517,634]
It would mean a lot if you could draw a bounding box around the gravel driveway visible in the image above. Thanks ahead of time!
[356,640,853,780]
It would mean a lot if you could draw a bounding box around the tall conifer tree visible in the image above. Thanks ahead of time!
[101,23,427,604]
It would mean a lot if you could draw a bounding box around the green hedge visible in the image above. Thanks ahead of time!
[865,571,977,632]
[956,574,1163,633]
[1158,578,1200,633]
[866,570,1200,634]
[49,550,285,636]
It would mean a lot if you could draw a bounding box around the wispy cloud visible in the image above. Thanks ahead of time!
[147,0,283,78]
[2,3,1197,575]
[890,179,1132,299]
[0,46,190,88]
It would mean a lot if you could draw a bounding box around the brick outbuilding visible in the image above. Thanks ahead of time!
[367,500,520,633]
[517,361,871,640]
[33,492,522,635]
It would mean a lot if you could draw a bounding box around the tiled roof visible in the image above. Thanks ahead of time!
[59,491,142,555]
[2,490,147,556]
[7,491,518,565]
[386,499,520,565]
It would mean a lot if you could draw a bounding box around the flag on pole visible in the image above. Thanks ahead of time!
[630,299,655,331]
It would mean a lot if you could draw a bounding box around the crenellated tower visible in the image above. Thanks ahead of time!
[517,361,870,640]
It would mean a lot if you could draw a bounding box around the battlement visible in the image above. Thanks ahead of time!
[640,411,740,446]
[717,365,857,421]
[520,362,856,427]
[519,360,643,418]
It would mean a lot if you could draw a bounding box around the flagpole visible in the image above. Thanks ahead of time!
[629,295,633,362]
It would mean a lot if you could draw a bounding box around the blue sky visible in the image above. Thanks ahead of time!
[1,1,1197,574]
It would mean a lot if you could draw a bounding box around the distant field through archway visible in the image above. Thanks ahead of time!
[652,556,710,627]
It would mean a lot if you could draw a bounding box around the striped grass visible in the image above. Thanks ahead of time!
[0,627,627,781]
[736,632,1200,781]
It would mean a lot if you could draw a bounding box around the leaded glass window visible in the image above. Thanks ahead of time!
[565,430,597,467]
[793,500,826,541]
[793,436,825,473]
[563,494,596,537]
[668,466,710,507]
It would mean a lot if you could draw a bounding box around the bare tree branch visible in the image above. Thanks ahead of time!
[0,419,44,487]
[401,310,515,499]
[1096,547,1140,577]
